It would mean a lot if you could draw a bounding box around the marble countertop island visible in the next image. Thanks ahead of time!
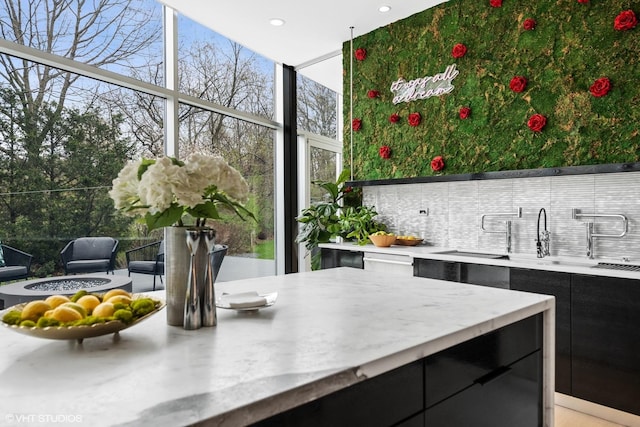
[0,268,554,426]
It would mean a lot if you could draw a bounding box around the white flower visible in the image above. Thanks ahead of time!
[109,159,144,216]
[110,154,252,230]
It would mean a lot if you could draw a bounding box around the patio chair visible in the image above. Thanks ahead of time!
[60,237,119,275]
[0,244,33,283]
[211,244,228,282]
[126,240,164,291]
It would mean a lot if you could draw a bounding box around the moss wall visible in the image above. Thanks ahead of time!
[343,0,640,180]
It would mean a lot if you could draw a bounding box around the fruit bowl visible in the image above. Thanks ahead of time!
[395,237,424,246]
[369,234,397,247]
[0,294,165,342]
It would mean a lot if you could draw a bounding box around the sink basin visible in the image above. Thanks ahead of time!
[435,250,509,260]
[592,262,640,272]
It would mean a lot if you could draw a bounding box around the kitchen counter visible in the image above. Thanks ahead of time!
[0,268,554,426]
[319,242,640,280]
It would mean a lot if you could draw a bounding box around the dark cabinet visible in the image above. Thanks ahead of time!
[414,259,509,289]
[414,258,460,281]
[254,315,543,427]
[320,248,364,269]
[571,274,640,416]
[510,268,572,395]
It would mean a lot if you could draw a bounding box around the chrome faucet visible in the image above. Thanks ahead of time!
[536,208,550,258]
[572,209,628,259]
[481,208,522,254]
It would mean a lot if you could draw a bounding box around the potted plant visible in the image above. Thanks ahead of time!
[296,170,386,270]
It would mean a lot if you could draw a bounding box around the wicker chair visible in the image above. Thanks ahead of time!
[60,237,119,275]
[0,244,33,283]
[126,241,164,291]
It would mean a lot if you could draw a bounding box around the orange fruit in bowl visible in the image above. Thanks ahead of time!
[21,300,52,322]
[102,289,131,301]
[51,305,83,322]
[106,295,132,306]
[92,302,115,318]
[45,294,70,308]
[76,295,101,313]
[60,302,87,318]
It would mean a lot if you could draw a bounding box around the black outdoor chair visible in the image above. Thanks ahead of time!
[211,244,228,282]
[126,240,165,291]
[0,244,33,283]
[60,237,119,275]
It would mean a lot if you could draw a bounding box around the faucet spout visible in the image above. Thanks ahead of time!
[536,208,550,258]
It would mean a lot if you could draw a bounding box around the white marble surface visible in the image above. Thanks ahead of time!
[320,241,640,279]
[0,268,554,426]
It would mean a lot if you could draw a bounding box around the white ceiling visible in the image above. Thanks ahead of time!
[158,0,448,94]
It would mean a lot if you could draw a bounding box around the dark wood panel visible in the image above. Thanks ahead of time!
[425,314,542,408]
[510,268,572,395]
[424,350,542,427]
[413,259,460,281]
[571,274,640,416]
[254,361,423,427]
[347,162,640,187]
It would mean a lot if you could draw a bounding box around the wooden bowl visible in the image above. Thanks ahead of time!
[369,234,397,247]
[395,238,423,246]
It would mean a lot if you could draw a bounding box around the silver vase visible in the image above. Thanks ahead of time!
[165,226,210,327]
[165,226,190,326]
[183,229,202,330]
[201,229,217,327]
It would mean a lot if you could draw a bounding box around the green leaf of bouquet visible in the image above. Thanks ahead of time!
[143,205,184,230]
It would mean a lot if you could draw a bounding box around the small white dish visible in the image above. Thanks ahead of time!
[216,291,278,311]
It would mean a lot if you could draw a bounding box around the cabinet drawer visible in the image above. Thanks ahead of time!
[424,349,542,427]
[425,314,542,408]
[364,253,413,277]
[413,258,460,281]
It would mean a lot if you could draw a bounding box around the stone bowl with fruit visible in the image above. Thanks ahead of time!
[394,235,424,246]
[369,231,397,247]
[0,289,164,342]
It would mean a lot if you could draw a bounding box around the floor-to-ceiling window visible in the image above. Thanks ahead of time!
[0,0,279,282]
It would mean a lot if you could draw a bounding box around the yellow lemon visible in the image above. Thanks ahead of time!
[106,295,132,306]
[76,295,101,314]
[61,302,87,318]
[51,306,83,323]
[92,302,115,318]
[21,300,52,322]
[102,289,131,301]
[45,294,71,308]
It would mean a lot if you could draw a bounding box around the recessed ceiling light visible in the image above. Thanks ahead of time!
[378,5,391,12]
[269,18,285,26]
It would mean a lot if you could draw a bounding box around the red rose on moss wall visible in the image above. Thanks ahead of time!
[577,0,588,3]
[459,107,471,119]
[523,18,536,30]
[389,113,400,123]
[590,77,611,97]
[379,145,391,159]
[510,76,528,93]
[490,0,502,7]
[408,112,421,127]
[352,118,362,131]
[452,43,467,58]
[431,156,445,172]
[614,10,637,31]
[527,114,547,132]
[367,90,379,98]
[355,48,367,61]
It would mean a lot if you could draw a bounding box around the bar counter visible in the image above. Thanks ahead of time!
[0,268,555,426]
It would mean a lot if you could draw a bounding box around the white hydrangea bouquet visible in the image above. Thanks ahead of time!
[109,153,254,231]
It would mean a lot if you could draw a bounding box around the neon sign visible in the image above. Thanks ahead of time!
[390,64,459,105]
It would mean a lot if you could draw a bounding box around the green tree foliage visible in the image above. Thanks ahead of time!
[0,88,135,275]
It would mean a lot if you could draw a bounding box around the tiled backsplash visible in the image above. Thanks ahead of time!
[362,171,640,262]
